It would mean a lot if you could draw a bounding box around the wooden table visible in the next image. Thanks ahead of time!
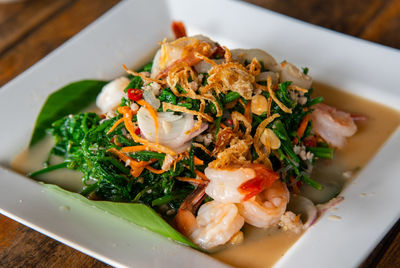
[0,0,399,267]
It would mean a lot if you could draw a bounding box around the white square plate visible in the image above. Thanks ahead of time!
[1,0,399,267]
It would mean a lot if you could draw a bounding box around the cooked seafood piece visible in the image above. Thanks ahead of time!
[151,35,216,78]
[137,107,208,153]
[204,166,257,203]
[237,180,289,228]
[96,77,130,113]
[204,164,280,203]
[174,184,244,250]
[310,103,357,148]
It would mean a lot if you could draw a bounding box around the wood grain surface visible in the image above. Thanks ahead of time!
[0,0,399,267]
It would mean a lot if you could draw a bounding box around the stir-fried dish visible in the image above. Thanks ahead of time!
[30,22,359,250]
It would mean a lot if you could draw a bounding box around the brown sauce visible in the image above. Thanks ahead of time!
[10,83,400,268]
[211,83,400,268]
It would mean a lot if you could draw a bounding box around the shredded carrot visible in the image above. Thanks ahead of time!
[107,148,154,168]
[131,167,145,178]
[107,118,124,134]
[173,154,184,171]
[121,145,147,153]
[194,170,210,182]
[281,61,287,68]
[146,166,166,174]
[293,114,310,145]
[220,123,227,129]
[176,177,204,185]
[194,156,204,165]
[117,106,176,155]
[182,151,205,166]
[137,99,159,144]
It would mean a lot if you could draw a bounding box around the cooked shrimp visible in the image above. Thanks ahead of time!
[191,201,244,249]
[237,180,289,228]
[204,163,280,203]
[151,35,215,78]
[310,103,357,148]
[204,166,256,203]
[174,184,244,250]
[96,77,130,113]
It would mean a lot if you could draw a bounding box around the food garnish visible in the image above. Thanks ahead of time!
[29,22,359,250]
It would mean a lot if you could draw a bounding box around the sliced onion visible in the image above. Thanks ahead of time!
[143,89,160,109]
[280,62,312,89]
[287,194,318,228]
[231,48,281,72]
[316,196,344,215]
[137,107,208,153]
[194,59,225,73]
[256,71,279,84]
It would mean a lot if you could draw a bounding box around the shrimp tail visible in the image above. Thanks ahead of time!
[174,183,207,237]
[239,164,280,201]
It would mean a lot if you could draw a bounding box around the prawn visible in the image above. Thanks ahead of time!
[151,35,216,79]
[205,164,288,228]
[310,103,357,148]
[237,180,289,228]
[174,184,244,250]
[204,163,280,203]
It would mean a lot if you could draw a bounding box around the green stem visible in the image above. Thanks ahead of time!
[307,146,334,159]
[80,182,99,196]
[301,173,323,190]
[28,162,69,178]
[224,92,240,103]
[151,193,187,206]
[214,116,222,139]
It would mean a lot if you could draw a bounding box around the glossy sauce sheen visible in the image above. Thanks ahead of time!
[11,137,84,192]
[10,84,400,268]
[211,83,400,268]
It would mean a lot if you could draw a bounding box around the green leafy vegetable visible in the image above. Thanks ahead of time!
[30,80,108,147]
[44,184,199,249]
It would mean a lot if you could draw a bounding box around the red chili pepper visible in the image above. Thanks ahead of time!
[134,128,141,135]
[226,119,233,126]
[127,88,143,101]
